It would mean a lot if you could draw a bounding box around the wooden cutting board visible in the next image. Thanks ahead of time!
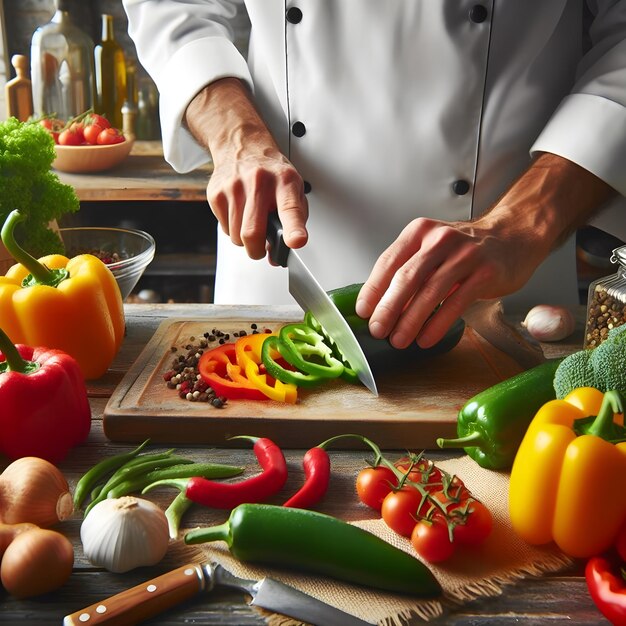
[104,315,526,449]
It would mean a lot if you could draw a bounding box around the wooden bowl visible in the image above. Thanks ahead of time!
[53,139,134,173]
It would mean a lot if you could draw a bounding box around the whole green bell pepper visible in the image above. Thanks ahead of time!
[436,358,563,470]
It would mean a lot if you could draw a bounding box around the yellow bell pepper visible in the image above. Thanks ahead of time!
[0,210,125,380]
[234,332,298,403]
[509,387,626,558]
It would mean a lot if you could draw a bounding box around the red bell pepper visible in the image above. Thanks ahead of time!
[0,327,91,463]
[198,343,268,401]
[586,555,626,626]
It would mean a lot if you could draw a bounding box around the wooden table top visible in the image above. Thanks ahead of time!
[0,303,609,625]
[54,141,213,203]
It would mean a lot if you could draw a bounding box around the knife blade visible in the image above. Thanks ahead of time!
[62,562,374,626]
[267,212,378,395]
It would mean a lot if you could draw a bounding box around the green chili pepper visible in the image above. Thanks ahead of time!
[436,358,564,470]
[84,453,196,515]
[165,492,194,539]
[185,503,441,597]
[105,462,244,501]
[72,439,150,510]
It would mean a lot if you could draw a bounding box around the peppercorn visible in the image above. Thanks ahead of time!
[162,325,270,406]
[585,283,626,348]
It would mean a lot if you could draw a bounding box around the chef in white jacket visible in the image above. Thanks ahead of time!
[123,0,626,348]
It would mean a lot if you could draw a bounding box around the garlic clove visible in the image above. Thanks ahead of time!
[80,496,169,573]
[522,304,576,342]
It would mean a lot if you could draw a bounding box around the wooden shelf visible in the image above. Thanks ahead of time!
[54,140,213,203]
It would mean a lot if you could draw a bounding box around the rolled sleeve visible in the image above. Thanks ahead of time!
[157,37,253,172]
[531,92,626,196]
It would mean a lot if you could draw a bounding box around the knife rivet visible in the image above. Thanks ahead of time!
[95,605,107,614]
[184,567,195,576]
[147,584,157,593]
[78,613,91,622]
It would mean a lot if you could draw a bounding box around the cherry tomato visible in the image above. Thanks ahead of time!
[83,122,106,145]
[356,466,397,510]
[411,514,456,563]
[395,455,443,491]
[39,118,64,143]
[88,113,111,129]
[381,486,425,537]
[97,127,125,145]
[58,127,83,146]
[449,499,493,546]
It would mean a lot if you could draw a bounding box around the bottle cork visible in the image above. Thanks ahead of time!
[5,55,34,122]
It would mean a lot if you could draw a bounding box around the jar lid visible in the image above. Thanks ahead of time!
[611,245,626,265]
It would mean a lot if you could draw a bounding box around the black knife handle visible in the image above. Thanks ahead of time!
[62,564,206,626]
[266,212,290,267]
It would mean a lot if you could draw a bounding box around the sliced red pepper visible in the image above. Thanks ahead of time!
[235,333,298,404]
[586,555,626,626]
[198,343,268,401]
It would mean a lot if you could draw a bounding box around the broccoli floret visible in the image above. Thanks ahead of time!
[553,325,626,398]
[589,331,626,394]
[553,349,595,399]
[0,117,79,257]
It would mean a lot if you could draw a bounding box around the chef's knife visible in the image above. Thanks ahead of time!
[63,562,374,626]
[267,212,378,395]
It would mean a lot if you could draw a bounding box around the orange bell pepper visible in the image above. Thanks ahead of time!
[509,387,626,558]
[197,342,269,401]
[234,333,298,404]
[0,210,125,379]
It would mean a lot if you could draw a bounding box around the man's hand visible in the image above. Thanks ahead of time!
[185,78,308,259]
[356,153,615,349]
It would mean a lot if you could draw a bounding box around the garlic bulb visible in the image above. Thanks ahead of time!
[80,496,169,573]
[522,304,576,342]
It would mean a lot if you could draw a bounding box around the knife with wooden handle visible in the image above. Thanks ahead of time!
[63,561,374,626]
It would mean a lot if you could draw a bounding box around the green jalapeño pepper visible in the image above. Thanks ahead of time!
[436,358,563,470]
[185,503,441,597]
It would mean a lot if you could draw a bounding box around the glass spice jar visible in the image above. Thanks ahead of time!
[584,245,626,348]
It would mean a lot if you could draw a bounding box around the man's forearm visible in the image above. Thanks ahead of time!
[480,152,616,255]
[184,78,279,162]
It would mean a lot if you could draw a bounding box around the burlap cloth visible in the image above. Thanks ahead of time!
[185,455,573,626]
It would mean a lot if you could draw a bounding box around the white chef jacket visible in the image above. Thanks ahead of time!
[123,0,626,308]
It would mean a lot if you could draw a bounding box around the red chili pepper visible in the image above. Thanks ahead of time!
[586,555,626,626]
[143,436,288,509]
[283,446,331,509]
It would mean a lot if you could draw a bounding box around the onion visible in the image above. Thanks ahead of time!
[0,457,73,527]
[522,304,576,342]
[1,527,74,598]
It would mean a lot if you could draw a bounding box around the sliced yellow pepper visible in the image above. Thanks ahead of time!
[234,332,298,404]
[509,387,626,558]
[0,210,125,380]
